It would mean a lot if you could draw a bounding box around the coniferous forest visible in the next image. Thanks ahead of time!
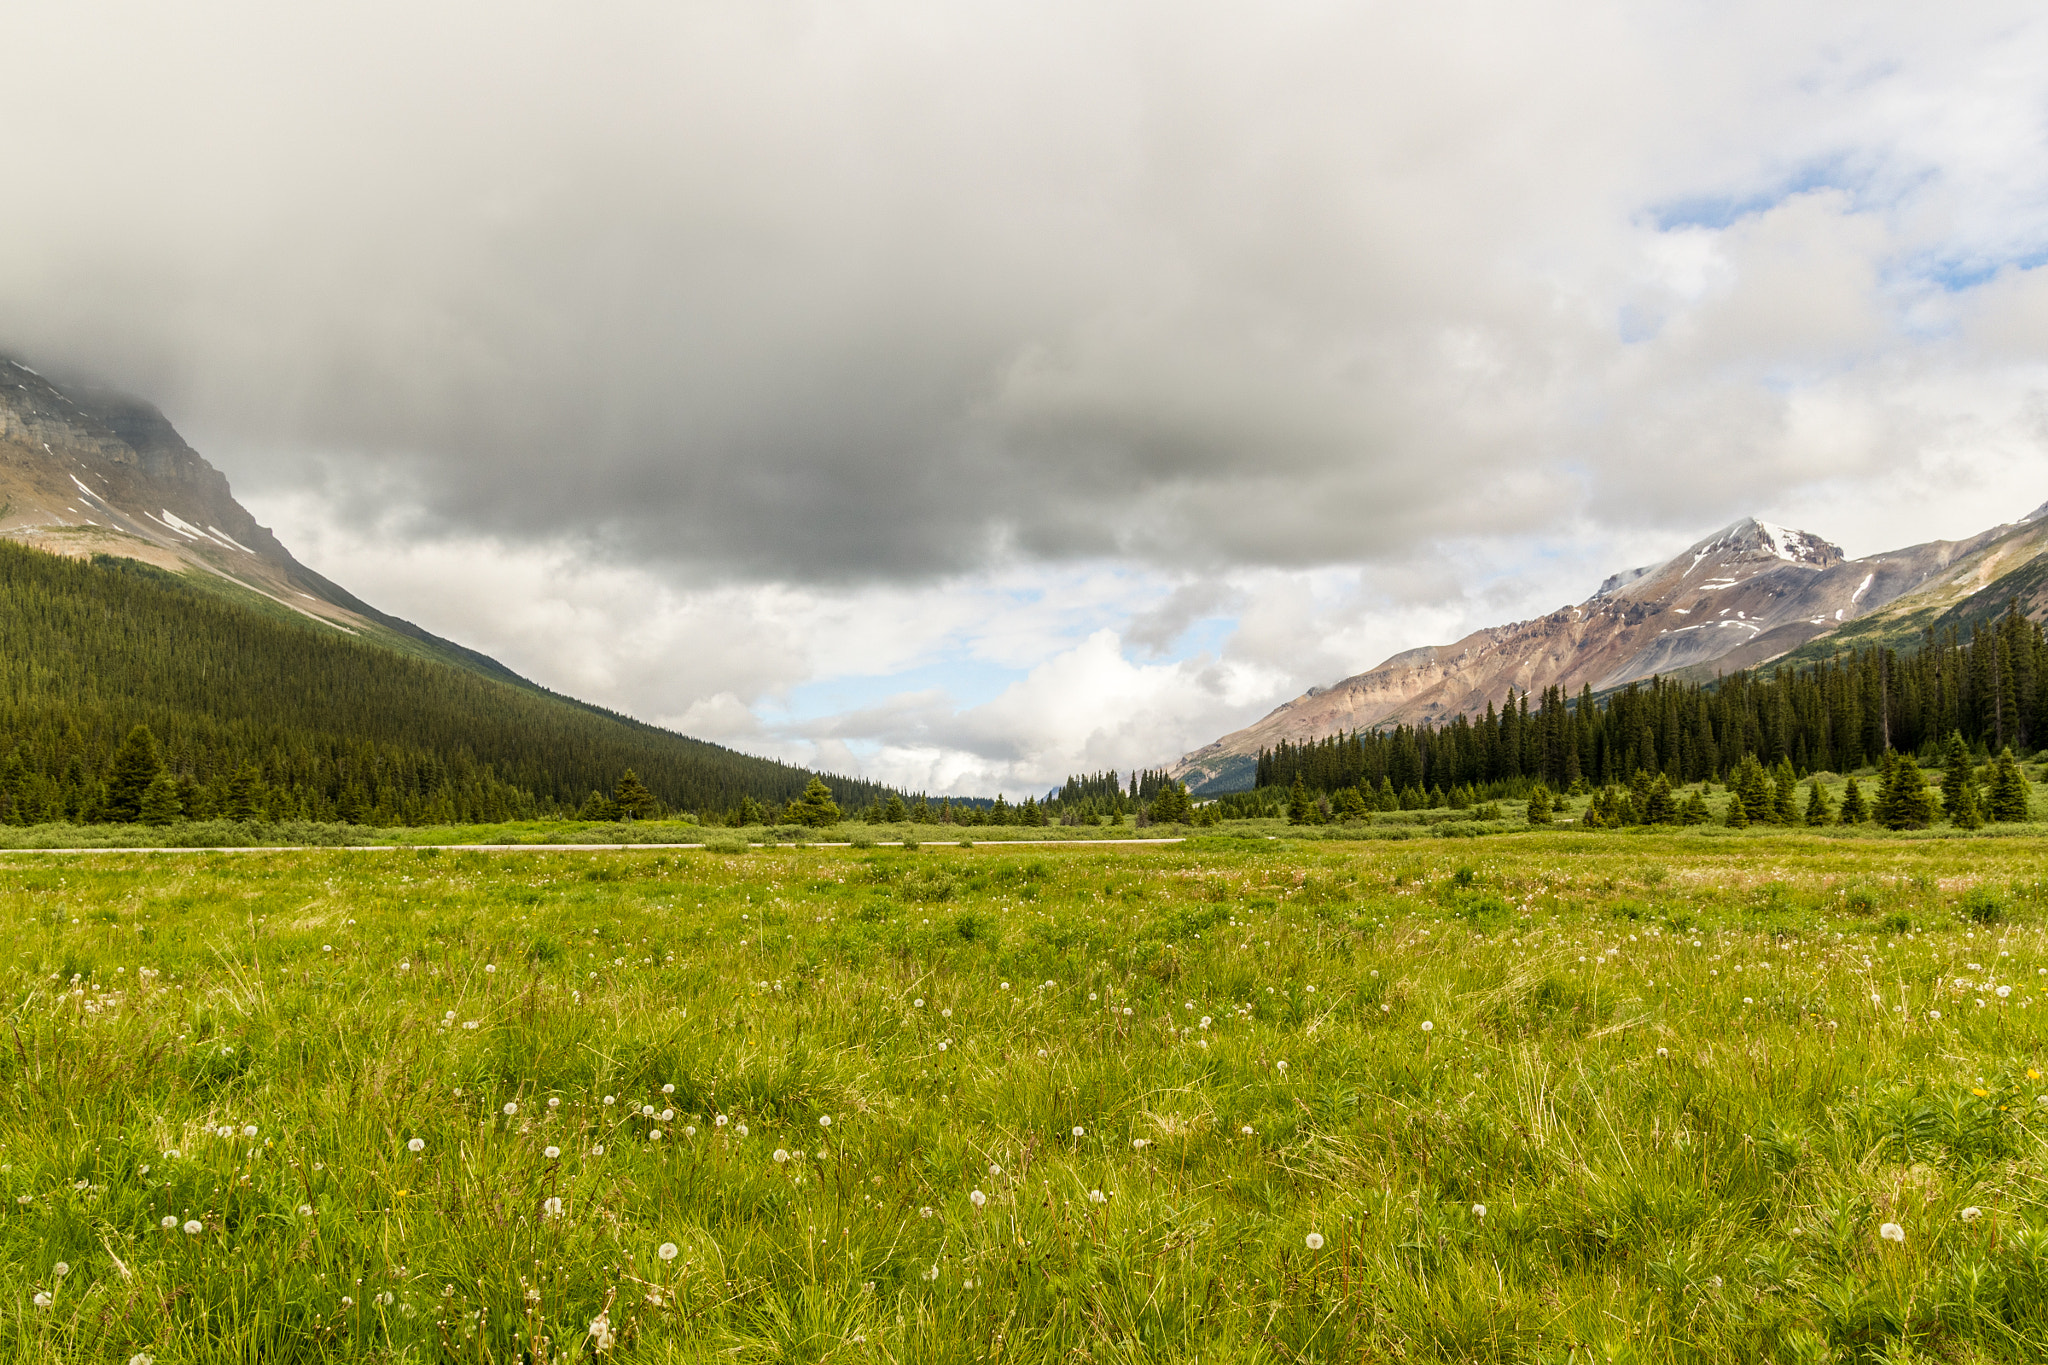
[1246,604,2048,804]
[0,542,890,825]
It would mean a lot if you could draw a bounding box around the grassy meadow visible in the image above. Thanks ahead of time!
[9,833,2048,1362]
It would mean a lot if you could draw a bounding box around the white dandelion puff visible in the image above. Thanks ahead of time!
[970,1189,987,1207]
[1880,1222,1905,1243]
[407,1137,425,1153]
[1305,1232,1325,1250]
[657,1242,679,1261]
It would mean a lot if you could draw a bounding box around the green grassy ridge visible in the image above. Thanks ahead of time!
[8,837,2048,1359]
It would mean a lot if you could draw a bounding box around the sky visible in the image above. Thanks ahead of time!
[6,2,2048,797]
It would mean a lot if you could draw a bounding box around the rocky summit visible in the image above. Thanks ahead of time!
[1173,509,2048,792]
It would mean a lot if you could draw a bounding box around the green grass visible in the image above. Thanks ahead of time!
[9,834,2048,1361]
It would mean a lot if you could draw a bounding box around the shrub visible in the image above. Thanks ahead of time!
[1958,887,2007,924]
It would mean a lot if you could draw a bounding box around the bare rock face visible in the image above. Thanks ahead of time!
[1172,514,2023,791]
[0,357,364,630]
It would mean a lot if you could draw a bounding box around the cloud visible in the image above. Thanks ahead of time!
[8,2,2048,788]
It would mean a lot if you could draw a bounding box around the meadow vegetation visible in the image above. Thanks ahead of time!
[8,834,2048,1361]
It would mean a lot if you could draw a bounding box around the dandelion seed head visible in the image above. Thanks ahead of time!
[407,1137,425,1153]
[1305,1232,1325,1250]
[1880,1222,1905,1243]
[970,1189,987,1207]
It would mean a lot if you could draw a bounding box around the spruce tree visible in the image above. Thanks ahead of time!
[1989,748,2031,822]
[1770,760,1799,825]
[1643,773,1677,825]
[1873,752,1898,827]
[613,769,658,820]
[1678,790,1709,825]
[1802,777,1834,826]
[1948,775,1984,830]
[1941,732,1975,808]
[223,763,266,822]
[791,777,842,828]
[884,794,908,822]
[1878,756,1935,830]
[1724,791,1750,828]
[1287,776,1316,826]
[1839,776,1869,824]
[1148,782,1192,824]
[1734,755,1772,824]
[105,724,164,823]
[138,770,182,826]
[1526,783,1553,825]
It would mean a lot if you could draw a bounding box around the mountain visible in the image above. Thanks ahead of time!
[0,357,891,822]
[1174,508,2045,793]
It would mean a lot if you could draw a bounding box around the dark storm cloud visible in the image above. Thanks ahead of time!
[3,2,2045,586]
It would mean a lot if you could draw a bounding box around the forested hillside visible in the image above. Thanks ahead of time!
[1250,605,2047,801]
[0,542,889,824]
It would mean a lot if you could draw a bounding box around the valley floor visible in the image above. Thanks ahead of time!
[7,836,2048,1361]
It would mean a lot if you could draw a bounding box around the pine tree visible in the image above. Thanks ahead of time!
[613,769,658,820]
[105,724,163,823]
[884,794,908,822]
[1333,786,1369,821]
[576,790,616,821]
[1988,748,2031,822]
[1526,783,1553,825]
[1678,790,1709,825]
[139,770,182,826]
[737,794,767,826]
[1802,777,1834,826]
[1839,776,1869,824]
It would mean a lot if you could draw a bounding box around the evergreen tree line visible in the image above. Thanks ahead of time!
[1254,606,2048,800]
[0,543,891,825]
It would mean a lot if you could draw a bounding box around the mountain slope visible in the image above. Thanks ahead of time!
[1175,510,2039,793]
[0,358,891,821]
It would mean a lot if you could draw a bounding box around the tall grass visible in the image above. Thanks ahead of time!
[5,834,2048,1361]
